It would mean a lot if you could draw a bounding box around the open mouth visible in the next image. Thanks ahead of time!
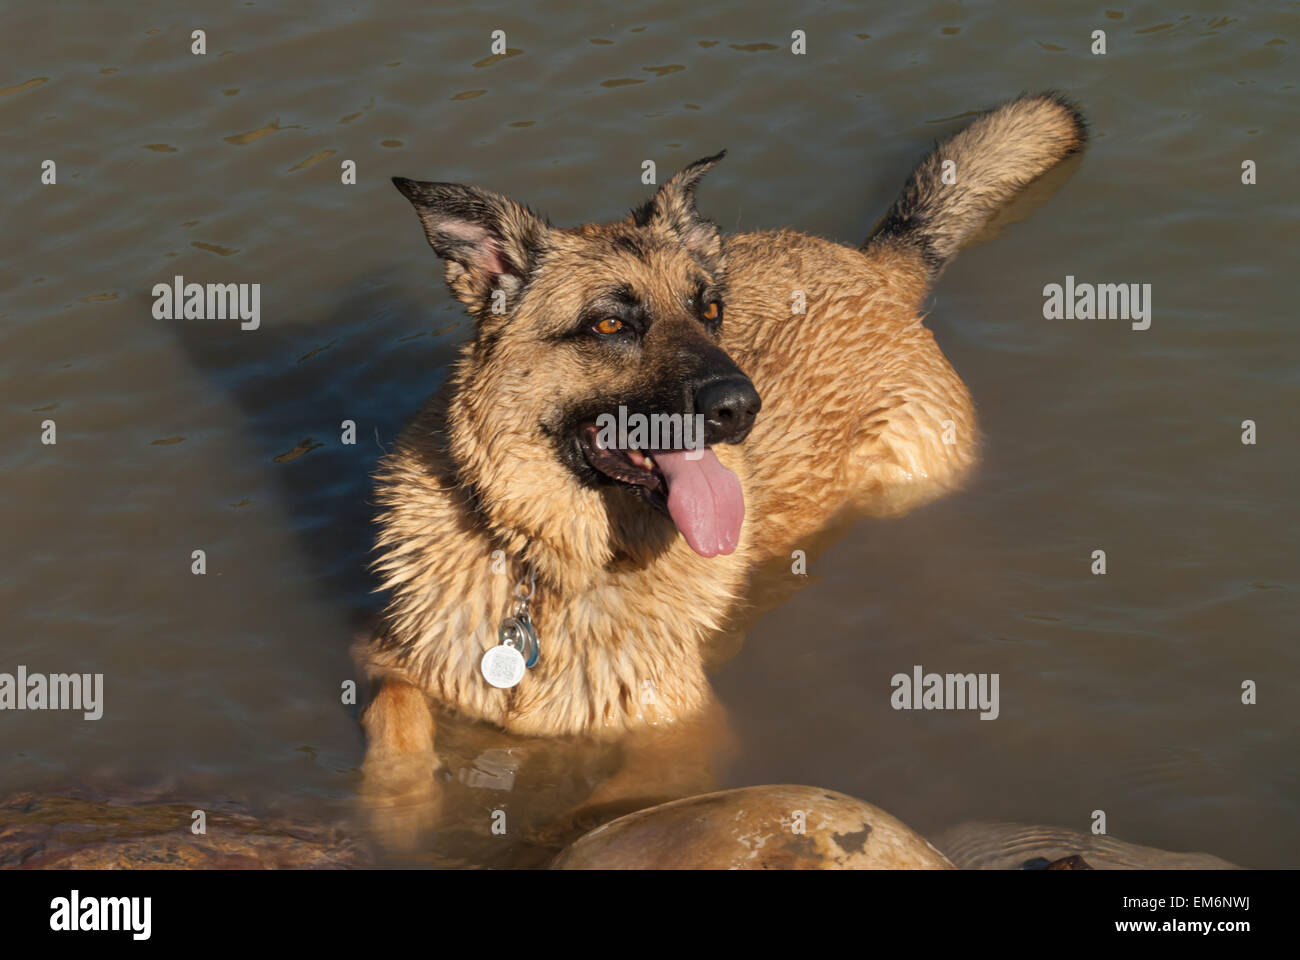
[578,423,745,558]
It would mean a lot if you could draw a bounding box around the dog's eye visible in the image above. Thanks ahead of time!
[593,317,624,335]
[702,301,722,322]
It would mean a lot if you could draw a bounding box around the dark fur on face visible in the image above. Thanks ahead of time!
[393,152,759,522]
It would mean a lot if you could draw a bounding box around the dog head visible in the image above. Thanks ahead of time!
[393,155,760,568]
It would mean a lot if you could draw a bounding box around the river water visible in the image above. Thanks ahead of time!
[2,1,1296,867]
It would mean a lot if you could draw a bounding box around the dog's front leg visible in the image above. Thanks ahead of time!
[359,676,442,852]
[568,693,736,831]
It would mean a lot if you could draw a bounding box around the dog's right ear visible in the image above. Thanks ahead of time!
[392,177,550,312]
[633,151,726,265]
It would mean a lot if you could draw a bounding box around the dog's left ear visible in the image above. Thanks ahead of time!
[393,177,550,312]
[634,151,726,261]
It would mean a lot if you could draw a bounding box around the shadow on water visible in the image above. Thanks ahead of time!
[168,270,464,629]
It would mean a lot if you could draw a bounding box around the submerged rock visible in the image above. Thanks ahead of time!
[1043,854,1093,870]
[934,821,1241,870]
[0,792,370,869]
[551,785,954,869]
[2,788,1240,871]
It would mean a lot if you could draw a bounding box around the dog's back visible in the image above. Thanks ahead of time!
[725,93,1086,557]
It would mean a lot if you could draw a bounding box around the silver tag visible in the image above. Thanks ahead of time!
[499,614,539,668]
[481,644,526,689]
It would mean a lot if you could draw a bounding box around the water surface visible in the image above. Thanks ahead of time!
[1,1,1296,867]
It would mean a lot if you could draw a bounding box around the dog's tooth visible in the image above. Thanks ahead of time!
[644,455,656,470]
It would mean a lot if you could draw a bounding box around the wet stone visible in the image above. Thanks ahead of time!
[551,785,954,870]
[934,821,1241,870]
[0,792,370,869]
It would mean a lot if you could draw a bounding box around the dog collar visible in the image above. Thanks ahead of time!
[481,560,540,689]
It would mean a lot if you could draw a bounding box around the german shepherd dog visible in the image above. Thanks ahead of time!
[356,93,1086,837]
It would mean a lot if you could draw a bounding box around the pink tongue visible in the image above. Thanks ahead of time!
[653,448,745,558]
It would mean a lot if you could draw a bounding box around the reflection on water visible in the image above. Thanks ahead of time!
[1,1,1296,867]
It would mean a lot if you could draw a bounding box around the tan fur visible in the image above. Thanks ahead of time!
[358,676,441,849]
[359,94,1086,792]
[361,676,437,764]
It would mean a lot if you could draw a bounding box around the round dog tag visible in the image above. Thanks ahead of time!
[481,644,526,689]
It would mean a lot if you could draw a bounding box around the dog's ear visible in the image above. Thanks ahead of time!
[634,151,726,261]
[393,177,550,312]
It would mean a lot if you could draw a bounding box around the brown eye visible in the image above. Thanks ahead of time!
[702,301,721,322]
[594,317,623,335]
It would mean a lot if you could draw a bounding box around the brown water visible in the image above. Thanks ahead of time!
[2,1,1296,868]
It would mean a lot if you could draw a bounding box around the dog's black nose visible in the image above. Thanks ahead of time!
[695,375,761,443]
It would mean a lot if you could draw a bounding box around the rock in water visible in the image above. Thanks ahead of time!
[1045,854,1093,870]
[551,785,953,869]
[0,792,371,869]
[933,821,1241,870]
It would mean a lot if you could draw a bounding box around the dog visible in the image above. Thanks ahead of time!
[356,93,1086,836]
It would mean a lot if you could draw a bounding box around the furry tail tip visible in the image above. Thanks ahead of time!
[866,92,1088,273]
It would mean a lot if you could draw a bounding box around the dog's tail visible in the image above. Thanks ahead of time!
[865,92,1087,275]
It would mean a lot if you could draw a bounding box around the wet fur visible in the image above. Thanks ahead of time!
[357,94,1086,800]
